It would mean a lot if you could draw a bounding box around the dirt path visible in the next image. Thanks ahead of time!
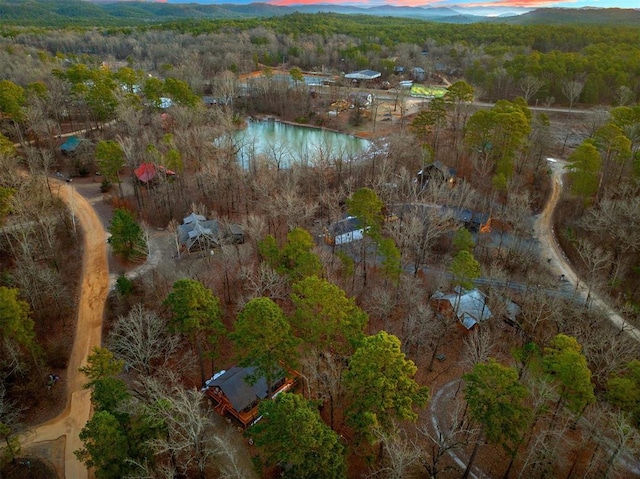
[18,180,109,479]
[427,160,640,478]
[535,159,640,341]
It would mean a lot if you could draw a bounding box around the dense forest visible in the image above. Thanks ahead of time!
[2,13,639,105]
[1,8,640,479]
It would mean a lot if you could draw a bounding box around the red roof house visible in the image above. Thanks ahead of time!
[134,162,176,183]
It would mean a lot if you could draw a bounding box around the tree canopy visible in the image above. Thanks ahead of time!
[464,359,531,454]
[346,187,384,240]
[567,140,602,201]
[607,359,640,427]
[543,334,596,416]
[230,297,299,397]
[250,392,346,479]
[107,208,146,261]
[0,286,38,364]
[290,275,368,355]
[344,331,429,443]
[259,227,322,279]
[163,278,225,384]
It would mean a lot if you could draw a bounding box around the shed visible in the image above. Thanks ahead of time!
[412,67,426,82]
[228,223,245,244]
[348,92,374,107]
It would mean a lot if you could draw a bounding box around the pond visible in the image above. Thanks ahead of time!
[233,119,372,169]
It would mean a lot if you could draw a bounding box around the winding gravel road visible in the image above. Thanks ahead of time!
[535,158,640,341]
[19,180,109,479]
[12,123,640,479]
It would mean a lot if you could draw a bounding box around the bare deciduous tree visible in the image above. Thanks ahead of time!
[239,262,289,302]
[561,79,585,111]
[369,423,422,479]
[579,188,640,286]
[575,238,613,307]
[367,286,398,332]
[107,304,185,376]
[519,75,545,104]
[417,390,475,479]
[387,205,455,275]
[616,86,634,107]
[300,348,346,428]
[211,429,250,479]
[136,375,220,479]
[462,328,494,370]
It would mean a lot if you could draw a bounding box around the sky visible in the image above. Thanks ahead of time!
[164,0,639,8]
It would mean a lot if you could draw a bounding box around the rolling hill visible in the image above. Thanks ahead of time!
[0,0,637,27]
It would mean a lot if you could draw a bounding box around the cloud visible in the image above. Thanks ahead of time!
[271,0,347,4]
[441,0,572,6]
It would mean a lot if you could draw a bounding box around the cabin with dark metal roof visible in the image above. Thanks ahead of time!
[203,366,297,427]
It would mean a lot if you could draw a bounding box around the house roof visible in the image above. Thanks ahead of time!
[134,162,176,183]
[60,136,83,153]
[441,206,489,230]
[331,216,362,236]
[344,70,381,80]
[206,366,282,412]
[183,212,206,225]
[432,288,493,325]
[178,216,219,250]
[461,313,478,330]
[417,161,456,181]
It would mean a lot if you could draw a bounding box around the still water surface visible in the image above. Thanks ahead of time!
[234,119,371,169]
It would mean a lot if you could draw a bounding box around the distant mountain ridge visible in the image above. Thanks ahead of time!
[497,7,640,25]
[0,0,638,27]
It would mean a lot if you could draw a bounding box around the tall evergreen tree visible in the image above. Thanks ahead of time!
[250,393,346,479]
[230,297,299,398]
[163,279,225,385]
[463,359,531,479]
[344,331,429,444]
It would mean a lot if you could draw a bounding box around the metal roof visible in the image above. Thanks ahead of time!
[432,288,493,325]
[207,366,282,412]
[60,136,83,153]
[344,70,381,80]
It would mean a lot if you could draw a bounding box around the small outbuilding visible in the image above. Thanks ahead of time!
[412,67,426,82]
[348,92,374,108]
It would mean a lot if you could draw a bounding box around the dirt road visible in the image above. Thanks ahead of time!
[535,159,640,341]
[19,181,109,479]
